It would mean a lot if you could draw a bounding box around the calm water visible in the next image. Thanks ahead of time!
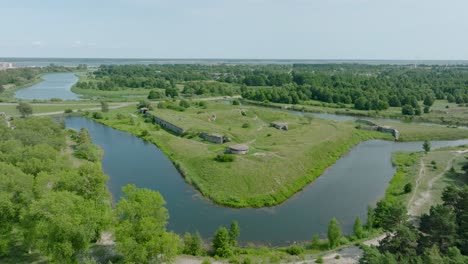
[64,117,468,245]
[15,73,79,100]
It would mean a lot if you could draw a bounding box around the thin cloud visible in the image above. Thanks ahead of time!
[72,40,97,48]
[32,41,42,47]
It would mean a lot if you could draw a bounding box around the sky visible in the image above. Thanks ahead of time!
[1,0,468,60]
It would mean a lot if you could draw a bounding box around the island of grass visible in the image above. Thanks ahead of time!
[92,101,467,207]
[93,102,389,207]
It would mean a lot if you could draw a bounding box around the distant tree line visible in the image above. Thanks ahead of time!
[79,64,468,114]
[0,66,76,94]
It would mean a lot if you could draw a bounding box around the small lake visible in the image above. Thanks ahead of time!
[64,117,468,245]
[15,73,80,100]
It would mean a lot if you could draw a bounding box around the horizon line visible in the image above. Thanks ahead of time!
[2,56,468,62]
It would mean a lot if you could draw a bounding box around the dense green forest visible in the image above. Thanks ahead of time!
[76,64,468,114]
[0,117,112,262]
[361,183,468,263]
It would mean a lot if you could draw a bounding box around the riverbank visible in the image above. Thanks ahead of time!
[0,101,132,116]
[243,99,468,128]
[88,103,393,208]
[0,74,44,100]
[85,100,468,208]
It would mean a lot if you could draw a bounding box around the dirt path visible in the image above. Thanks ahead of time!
[407,151,465,217]
[407,159,426,216]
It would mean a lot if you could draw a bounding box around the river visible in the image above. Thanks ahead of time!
[64,116,468,245]
[15,73,80,100]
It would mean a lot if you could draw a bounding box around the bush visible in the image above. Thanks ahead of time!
[242,257,252,264]
[92,112,103,119]
[140,130,149,137]
[64,109,73,114]
[404,183,413,193]
[242,123,250,128]
[315,257,324,263]
[215,154,235,162]
[198,101,207,108]
[228,256,241,264]
[311,234,321,249]
[335,254,341,259]
[423,105,430,113]
[179,100,191,108]
[232,100,240,105]
[286,245,303,255]
[401,104,414,116]
[201,259,212,264]
[137,100,152,109]
[182,232,203,256]
[74,144,102,162]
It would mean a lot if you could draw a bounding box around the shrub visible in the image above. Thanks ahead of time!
[423,105,430,113]
[215,154,235,162]
[201,259,212,264]
[140,130,149,137]
[242,123,250,128]
[137,100,152,109]
[311,234,321,249]
[242,257,252,264]
[228,256,241,264]
[182,232,203,256]
[74,144,102,162]
[315,257,324,263]
[286,245,303,255]
[198,101,207,108]
[335,254,341,259]
[92,112,103,119]
[64,109,73,114]
[401,104,414,116]
[179,100,191,108]
[232,100,240,105]
[404,183,413,193]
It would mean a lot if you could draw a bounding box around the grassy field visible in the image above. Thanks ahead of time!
[383,145,468,216]
[92,102,392,207]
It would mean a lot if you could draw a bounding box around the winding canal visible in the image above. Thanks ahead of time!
[64,116,468,245]
[15,73,80,100]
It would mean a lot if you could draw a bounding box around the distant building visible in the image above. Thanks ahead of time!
[151,114,186,135]
[270,121,288,131]
[0,62,14,70]
[138,107,149,114]
[355,119,399,140]
[377,126,400,140]
[228,144,249,155]
[200,133,224,144]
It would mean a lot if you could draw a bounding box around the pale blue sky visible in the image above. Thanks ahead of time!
[1,0,467,59]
